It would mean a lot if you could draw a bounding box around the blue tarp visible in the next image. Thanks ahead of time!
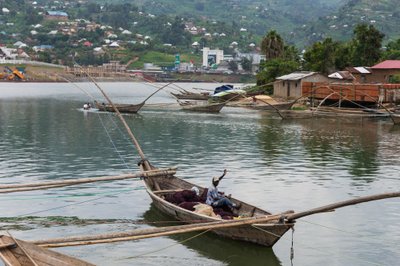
[213,84,234,94]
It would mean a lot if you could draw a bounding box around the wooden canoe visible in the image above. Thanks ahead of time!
[171,91,210,101]
[280,107,391,120]
[141,172,294,246]
[0,235,93,266]
[94,101,145,113]
[179,101,226,113]
[313,106,389,117]
[247,101,295,111]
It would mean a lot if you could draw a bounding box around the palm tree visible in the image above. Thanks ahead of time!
[261,30,284,60]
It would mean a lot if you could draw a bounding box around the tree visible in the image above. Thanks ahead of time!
[382,38,400,60]
[303,38,340,75]
[257,30,300,87]
[351,24,384,66]
[241,57,252,72]
[161,17,192,46]
[256,59,299,93]
[228,60,238,72]
[261,30,284,60]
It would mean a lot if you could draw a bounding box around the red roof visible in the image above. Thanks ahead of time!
[371,60,400,69]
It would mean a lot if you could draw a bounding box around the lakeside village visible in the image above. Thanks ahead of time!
[2,3,400,119]
[0,4,261,83]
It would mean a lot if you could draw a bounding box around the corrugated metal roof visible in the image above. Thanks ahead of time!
[353,67,371,74]
[328,71,354,80]
[46,11,68,17]
[276,71,316,81]
[371,60,400,69]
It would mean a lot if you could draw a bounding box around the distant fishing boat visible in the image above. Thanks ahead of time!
[171,90,210,100]
[94,101,145,113]
[178,101,226,113]
[280,106,391,120]
[94,83,171,114]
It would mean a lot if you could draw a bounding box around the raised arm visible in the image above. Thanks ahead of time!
[218,169,227,181]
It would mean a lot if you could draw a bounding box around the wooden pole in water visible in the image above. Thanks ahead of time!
[141,82,172,104]
[32,213,289,248]
[31,191,400,248]
[286,191,400,221]
[78,67,153,170]
[0,168,176,194]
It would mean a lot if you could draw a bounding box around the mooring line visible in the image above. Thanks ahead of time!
[252,224,381,266]
[16,189,134,217]
[124,229,211,259]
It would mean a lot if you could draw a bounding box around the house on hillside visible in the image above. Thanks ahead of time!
[370,60,400,83]
[273,71,329,99]
[45,11,68,21]
[0,47,30,60]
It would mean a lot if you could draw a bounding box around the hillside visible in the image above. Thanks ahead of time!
[99,0,343,43]
[289,0,400,47]
[100,0,400,48]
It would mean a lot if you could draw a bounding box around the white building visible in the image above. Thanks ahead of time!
[202,47,224,67]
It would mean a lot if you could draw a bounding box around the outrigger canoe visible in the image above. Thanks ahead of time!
[179,101,226,113]
[140,168,294,246]
[171,91,210,101]
[94,101,145,114]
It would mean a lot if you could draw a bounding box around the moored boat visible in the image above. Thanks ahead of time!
[94,101,145,113]
[171,91,210,100]
[179,101,226,113]
[140,170,294,246]
[248,101,295,111]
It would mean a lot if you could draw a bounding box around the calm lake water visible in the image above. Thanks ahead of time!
[0,82,399,266]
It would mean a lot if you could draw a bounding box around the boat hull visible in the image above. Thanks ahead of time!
[144,175,293,247]
[0,235,93,266]
[248,102,295,111]
[171,92,209,101]
[95,101,144,113]
[180,102,226,113]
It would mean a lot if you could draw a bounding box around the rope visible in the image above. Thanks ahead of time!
[0,188,135,201]
[16,189,133,217]
[252,223,381,266]
[56,74,96,101]
[297,218,400,249]
[290,227,294,266]
[96,112,134,171]
[124,229,211,259]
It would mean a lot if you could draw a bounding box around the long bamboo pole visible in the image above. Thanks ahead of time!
[0,169,176,194]
[32,213,289,248]
[141,82,172,104]
[80,68,151,170]
[286,191,400,221]
[30,191,400,248]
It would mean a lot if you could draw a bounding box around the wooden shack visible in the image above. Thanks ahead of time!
[273,72,329,99]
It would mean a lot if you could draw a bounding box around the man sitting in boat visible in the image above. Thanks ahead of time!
[206,169,240,212]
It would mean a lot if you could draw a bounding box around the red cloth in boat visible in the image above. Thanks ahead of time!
[165,190,200,204]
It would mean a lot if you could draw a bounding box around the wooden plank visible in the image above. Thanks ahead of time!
[0,236,25,266]
[0,236,94,266]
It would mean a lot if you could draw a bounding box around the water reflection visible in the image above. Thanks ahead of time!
[143,204,282,266]
[258,116,381,180]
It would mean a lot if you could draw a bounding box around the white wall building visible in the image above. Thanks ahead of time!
[202,47,224,67]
